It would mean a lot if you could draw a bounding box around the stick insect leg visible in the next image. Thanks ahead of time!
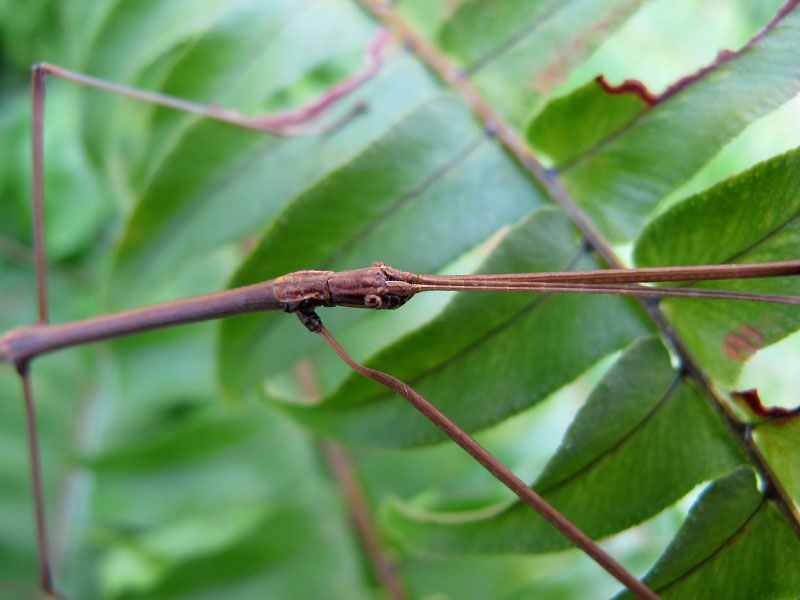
[16,362,55,595]
[31,66,47,324]
[27,27,390,321]
[22,29,391,597]
[31,28,390,135]
[296,311,660,600]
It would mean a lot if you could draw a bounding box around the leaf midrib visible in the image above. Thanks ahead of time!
[537,373,682,494]
[655,497,765,595]
[462,0,577,76]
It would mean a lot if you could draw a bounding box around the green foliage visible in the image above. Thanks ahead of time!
[527,78,647,166]
[634,147,800,384]
[438,0,648,125]
[382,338,743,553]
[551,8,800,241]
[615,467,800,599]
[1,0,799,598]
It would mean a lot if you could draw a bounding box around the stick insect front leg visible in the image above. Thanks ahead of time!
[28,28,392,325]
[17,30,391,598]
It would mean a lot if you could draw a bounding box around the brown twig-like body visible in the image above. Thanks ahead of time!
[3,260,798,365]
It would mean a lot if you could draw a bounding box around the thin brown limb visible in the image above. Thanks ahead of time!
[298,311,659,600]
[358,0,800,540]
[264,28,391,133]
[16,363,55,595]
[30,65,47,324]
[31,28,390,136]
[412,282,800,304]
[410,260,800,285]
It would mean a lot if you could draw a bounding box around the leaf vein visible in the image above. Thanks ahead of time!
[463,0,577,76]
[655,497,766,595]
[537,372,683,494]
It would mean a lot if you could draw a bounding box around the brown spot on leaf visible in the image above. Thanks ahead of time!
[732,389,800,421]
[238,234,259,255]
[722,325,764,360]
[739,325,764,346]
[594,75,657,105]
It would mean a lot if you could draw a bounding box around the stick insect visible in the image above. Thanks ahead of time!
[2,4,800,599]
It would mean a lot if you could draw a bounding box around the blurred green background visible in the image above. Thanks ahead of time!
[0,0,798,598]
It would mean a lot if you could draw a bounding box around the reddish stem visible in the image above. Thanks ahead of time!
[656,0,800,103]
[32,28,390,136]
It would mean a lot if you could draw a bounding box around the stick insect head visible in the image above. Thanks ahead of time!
[274,263,417,312]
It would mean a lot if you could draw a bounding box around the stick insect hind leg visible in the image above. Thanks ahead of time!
[20,29,390,597]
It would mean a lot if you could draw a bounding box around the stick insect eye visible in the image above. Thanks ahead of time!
[364,294,383,308]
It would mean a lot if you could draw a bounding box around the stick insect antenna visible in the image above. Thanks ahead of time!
[391,259,800,304]
[412,281,800,304]
[410,260,800,285]
[298,310,661,600]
